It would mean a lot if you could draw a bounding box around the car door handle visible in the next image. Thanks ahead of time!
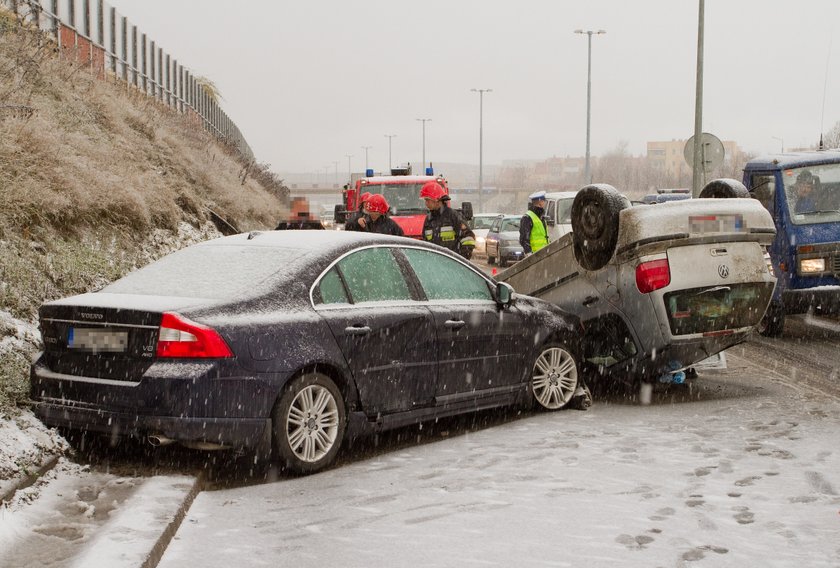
[444,320,466,330]
[582,295,600,307]
[345,325,371,336]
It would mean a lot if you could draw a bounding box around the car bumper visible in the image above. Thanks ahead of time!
[782,286,840,314]
[499,246,524,261]
[31,400,271,449]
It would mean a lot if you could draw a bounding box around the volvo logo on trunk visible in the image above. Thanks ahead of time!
[718,264,730,279]
[79,312,104,320]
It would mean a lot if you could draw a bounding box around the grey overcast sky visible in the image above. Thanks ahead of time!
[107,1,840,173]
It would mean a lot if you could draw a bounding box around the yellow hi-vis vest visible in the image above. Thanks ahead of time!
[526,209,549,253]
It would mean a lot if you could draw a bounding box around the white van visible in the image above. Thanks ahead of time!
[543,191,578,241]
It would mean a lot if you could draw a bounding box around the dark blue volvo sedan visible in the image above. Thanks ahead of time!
[31,230,585,474]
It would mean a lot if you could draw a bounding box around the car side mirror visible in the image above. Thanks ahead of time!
[495,282,514,307]
[545,215,556,226]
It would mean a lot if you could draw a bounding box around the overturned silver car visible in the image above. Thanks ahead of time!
[499,182,777,388]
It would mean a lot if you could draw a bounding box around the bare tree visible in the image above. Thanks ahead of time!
[823,120,840,149]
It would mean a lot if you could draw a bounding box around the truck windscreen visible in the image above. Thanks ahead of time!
[783,163,840,225]
[368,183,427,214]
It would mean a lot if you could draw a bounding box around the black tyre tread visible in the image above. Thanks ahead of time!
[571,184,627,271]
[699,178,749,199]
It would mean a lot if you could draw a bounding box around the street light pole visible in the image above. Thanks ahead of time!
[345,154,353,185]
[772,136,784,153]
[471,88,492,213]
[361,146,372,171]
[332,161,339,186]
[384,134,397,170]
[416,118,432,172]
[574,28,605,185]
[691,0,705,198]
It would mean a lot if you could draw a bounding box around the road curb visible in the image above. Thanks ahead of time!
[141,472,204,568]
[0,453,60,505]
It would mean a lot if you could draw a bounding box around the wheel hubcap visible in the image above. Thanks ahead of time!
[286,384,339,462]
[532,347,578,410]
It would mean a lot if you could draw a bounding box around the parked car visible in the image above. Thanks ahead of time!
[469,213,502,256]
[31,231,587,474]
[485,215,525,267]
[498,182,777,390]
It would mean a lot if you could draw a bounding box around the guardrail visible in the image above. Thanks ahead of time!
[2,0,254,161]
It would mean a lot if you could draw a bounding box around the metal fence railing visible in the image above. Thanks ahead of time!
[2,0,254,161]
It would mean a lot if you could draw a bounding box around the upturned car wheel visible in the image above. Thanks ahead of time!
[530,343,579,410]
[699,178,750,198]
[273,373,346,474]
[571,184,628,271]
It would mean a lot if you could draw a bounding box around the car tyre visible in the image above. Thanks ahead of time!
[273,372,346,474]
[698,178,749,199]
[529,342,580,410]
[757,301,785,337]
[571,184,628,271]
[499,256,509,268]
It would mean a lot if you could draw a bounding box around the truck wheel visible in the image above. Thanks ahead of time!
[571,184,628,271]
[272,372,346,474]
[699,178,749,198]
[757,301,785,337]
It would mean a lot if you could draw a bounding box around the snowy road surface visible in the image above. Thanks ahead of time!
[158,349,840,568]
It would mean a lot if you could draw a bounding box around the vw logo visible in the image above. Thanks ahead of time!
[718,264,730,279]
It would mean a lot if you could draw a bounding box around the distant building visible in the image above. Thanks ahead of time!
[647,139,743,178]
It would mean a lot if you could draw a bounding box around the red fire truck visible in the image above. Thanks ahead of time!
[334,166,473,238]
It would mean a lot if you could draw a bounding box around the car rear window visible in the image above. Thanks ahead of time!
[664,282,774,336]
[103,245,306,299]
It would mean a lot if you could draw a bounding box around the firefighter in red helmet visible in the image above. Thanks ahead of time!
[420,181,475,259]
[364,194,404,236]
[345,191,372,231]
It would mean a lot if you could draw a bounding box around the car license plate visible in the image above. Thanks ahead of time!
[689,214,744,234]
[68,327,128,352]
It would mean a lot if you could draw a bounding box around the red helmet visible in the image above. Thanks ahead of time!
[366,194,389,214]
[359,191,372,204]
[420,181,445,200]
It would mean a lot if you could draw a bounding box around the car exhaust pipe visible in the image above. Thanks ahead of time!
[148,434,176,447]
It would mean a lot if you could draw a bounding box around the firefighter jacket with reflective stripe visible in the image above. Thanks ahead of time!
[423,206,475,259]
[520,206,549,253]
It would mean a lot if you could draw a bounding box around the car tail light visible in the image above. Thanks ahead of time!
[636,259,671,294]
[156,312,233,358]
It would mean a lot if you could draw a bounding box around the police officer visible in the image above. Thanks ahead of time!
[520,190,549,256]
[363,194,405,236]
[345,191,372,231]
[420,181,475,259]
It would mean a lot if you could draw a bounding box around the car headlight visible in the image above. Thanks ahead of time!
[800,258,826,273]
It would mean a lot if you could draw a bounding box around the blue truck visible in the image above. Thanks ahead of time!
[743,150,840,335]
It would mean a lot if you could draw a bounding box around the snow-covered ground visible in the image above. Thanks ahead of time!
[158,351,840,568]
